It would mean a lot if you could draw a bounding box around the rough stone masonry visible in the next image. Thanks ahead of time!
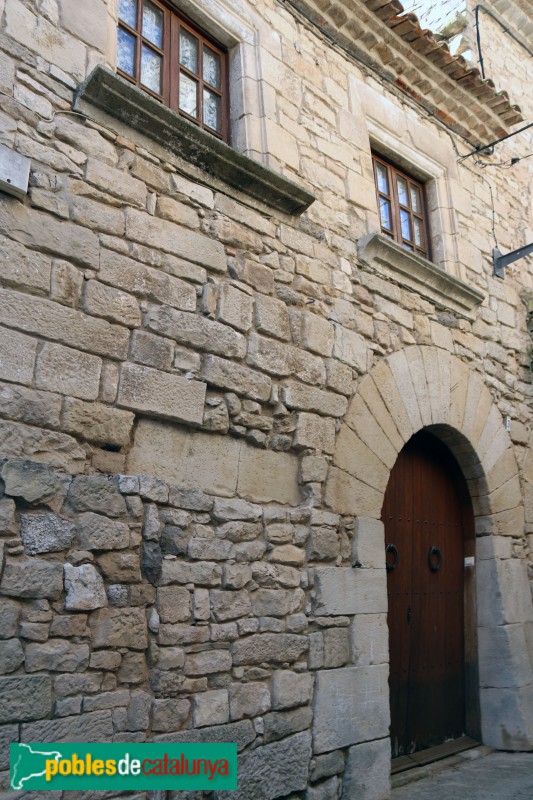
[0,0,532,799]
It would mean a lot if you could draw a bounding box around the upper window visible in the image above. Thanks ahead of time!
[117,0,229,142]
[372,153,430,260]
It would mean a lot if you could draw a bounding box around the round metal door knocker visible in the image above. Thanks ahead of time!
[428,545,443,572]
[386,543,399,572]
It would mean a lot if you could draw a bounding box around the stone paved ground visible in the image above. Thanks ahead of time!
[391,752,533,800]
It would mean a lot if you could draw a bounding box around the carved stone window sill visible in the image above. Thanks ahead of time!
[358,233,484,319]
[74,66,315,216]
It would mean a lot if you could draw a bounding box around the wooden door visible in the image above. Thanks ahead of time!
[383,431,472,758]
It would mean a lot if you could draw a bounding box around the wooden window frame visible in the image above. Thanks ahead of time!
[117,0,230,143]
[372,153,431,260]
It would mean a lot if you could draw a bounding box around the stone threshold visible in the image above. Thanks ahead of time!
[392,736,488,786]
[358,233,485,320]
[74,66,315,216]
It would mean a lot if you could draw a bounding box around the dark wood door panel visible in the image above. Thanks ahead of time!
[384,431,469,757]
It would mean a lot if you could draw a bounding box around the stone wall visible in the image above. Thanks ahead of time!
[0,0,532,798]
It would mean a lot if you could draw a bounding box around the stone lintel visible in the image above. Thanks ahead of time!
[358,233,485,319]
[74,67,315,216]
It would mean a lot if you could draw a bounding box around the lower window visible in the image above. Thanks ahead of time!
[372,153,430,260]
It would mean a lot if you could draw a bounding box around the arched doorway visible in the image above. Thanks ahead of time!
[382,430,477,758]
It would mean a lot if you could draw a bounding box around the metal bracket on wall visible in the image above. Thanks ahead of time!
[493,243,533,279]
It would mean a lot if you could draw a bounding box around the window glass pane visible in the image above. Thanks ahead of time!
[410,185,421,213]
[413,217,423,247]
[203,88,221,131]
[379,198,392,230]
[180,29,199,73]
[203,47,221,89]
[141,45,162,93]
[117,28,136,75]
[119,0,137,28]
[397,176,408,206]
[403,243,414,251]
[376,163,388,194]
[179,72,198,117]
[400,209,411,240]
[142,0,163,48]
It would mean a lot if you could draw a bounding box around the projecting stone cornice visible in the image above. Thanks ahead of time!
[282,0,523,146]
[358,233,485,319]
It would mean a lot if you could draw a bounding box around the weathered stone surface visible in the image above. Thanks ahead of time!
[0,723,18,770]
[314,567,387,615]
[295,412,336,454]
[217,283,254,332]
[213,732,311,800]
[0,325,37,386]
[90,608,148,649]
[0,556,63,599]
[0,288,129,359]
[351,614,389,667]
[98,551,141,583]
[21,710,113,742]
[35,341,102,400]
[311,749,345,782]
[64,563,107,610]
[117,363,207,425]
[192,689,229,727]
[160,560,222,586]
[157,586,191,623]
[25,640,90,672]
[61,398,134,446]
[313,666,390,753]
[229,681,271,720]
[342,738,391,800]
[211,589,252,621]
[262,706,313,744]
[201,355,271,401]
[322,627,350,668]
[272,670,314,709]
[0,599,20,639]
[1,459,63,505]
[478,623,533,689]
[0,639,24,674]
[51,615,89,637]
[0,675,52,723]
[146,305,246,358]
[333,326,367,371]
[248,333,325,385]
[352,517,386,569]
[282,383,347,417]
[155,719,254,751]
[76,512,130,550]
[68,476,127,517]
[0,420,86,474]
[20,512,75,554]
[184,650,232,675]
[152,698,190,731]
[188,537,232,561]
[232,634,308,666]
[251,589,305,617]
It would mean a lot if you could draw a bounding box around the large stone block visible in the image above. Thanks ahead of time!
[250,588,305,617]
[125,207,226,271]
[237,445,300,505]
[0,675,52,723]
[232,633,308,666]
[352,517,386,569]
[117,362,206,425]
[480,685,533,750]
[282,382,347,417]
[324,467,383,518]
[478,624,533,689]
[0,639,23,674]
[64,563,107,611]
[154,719,254,751]
[0,556,63,599]
[201,355,271,401]
[0,326,37,386]
[0,288,130,359]
[255,294,291,341]
[229,681,271,720]
[192,688,229,727]
[477,559,533,626]
[25,640,90,672]
[342,738,391,800]
[313,666,390,753]
[20,512,75,554]
[35,342,102,400]
[99,248,197,311]
[295,412,336,454]
[68,475,127,517]
[146,305,246,358]
[0,420,86,473]
[89,608,148,649]
[0,599,20,639]
[272,670,314,709]
[333,326,367,372]
[76,512,130,550]
[314,567,387,615]
[61,397,135,447]
[248,333,325,385]
[217,283,253,332]
[213,731,311,800]
[0,234,52,294]
[21,710,113,742]
[1,459,63,505]
[351,614,389,667]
